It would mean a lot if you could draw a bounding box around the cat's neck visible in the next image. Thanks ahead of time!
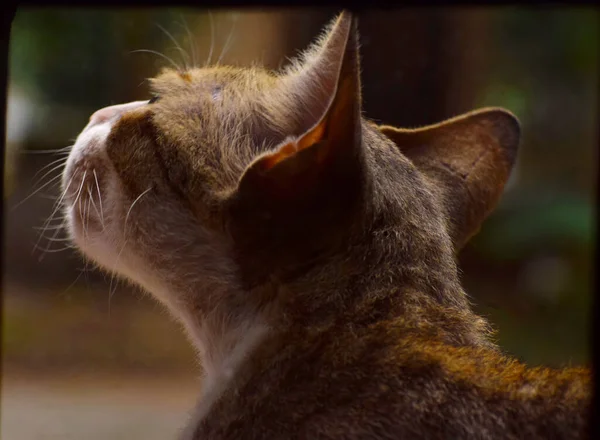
[165,230,493,427]
[267,248,493,349]
[177,234,491,378]
[182,309,270,429]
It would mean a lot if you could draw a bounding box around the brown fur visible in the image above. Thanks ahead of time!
[62,11,591,440]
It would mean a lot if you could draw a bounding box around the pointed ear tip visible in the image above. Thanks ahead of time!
[478,107,521,158]
[338,9,358,27]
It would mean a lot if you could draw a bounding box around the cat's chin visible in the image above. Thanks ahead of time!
[68,219,109,264]
[63,192,120,270]
[62,100,151,270]
[62,125,117,261]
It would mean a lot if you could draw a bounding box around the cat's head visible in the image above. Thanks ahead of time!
[62,11,519,313]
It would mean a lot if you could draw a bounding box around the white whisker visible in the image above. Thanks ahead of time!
[34,245,76,254]
[40,235,71,243]
[178,14,198,68]
[108,240,127,320]
[124,186,153,235]
[31,156,68,181]
[37,193,65,201]
[84,191,93,240]
[34,173,79,257]
[93,170,105,227]
[12,172,63,211]
[206,10,216,66]
[217,13,239,66]
[30,163,68,194]
[21,146,72,155]
[167,46,191,69]
[58,270,85,300]
[106,186,153,313]
[130,49,182,72]
[156,23,190,70]
[77,178,86,241]
[33,224,66,231]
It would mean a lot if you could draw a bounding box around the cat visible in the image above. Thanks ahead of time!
[61,10,591,440]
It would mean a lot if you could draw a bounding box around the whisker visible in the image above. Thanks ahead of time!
[34,245,76,254]
[30,160,68,189]
[217,13,239,66]
[39,235,71,243]
[108,241,127,320]
[59,267,97,309]
[33,224,66,231]
[107,186,153,312]
[156,23,190,70]
[34,173,78,257]
[137,78,149,89]
[34,216,67,249]
[84,191,92,240]
[93,170,105,227]
[31,156,68,181]
[12,172,64,211]
[35,218,66,240]
[124,186,153,235]
[167,46,191,69]
[205,10,216,66]
[86,193,93,236]
[72,172,87,208]
[57,270,85,299]
[81,212,92,291]
[21,146,72,155]
[130,49,182,72]
[78,179,88,241]
[178,14,197,68]
[37,193,66,201]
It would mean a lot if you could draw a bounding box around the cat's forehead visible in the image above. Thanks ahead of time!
[150,66,276,100]
[148,66,287,155]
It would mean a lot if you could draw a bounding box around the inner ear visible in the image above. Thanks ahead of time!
[379,107,521,250]
[255,120,328,173]
[237,11,363,200]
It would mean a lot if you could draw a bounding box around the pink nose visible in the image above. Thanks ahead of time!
[88,100,150,126]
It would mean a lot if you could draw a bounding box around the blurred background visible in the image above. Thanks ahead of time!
[2,6,598,440]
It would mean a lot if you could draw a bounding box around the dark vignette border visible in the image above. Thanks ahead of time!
[0,1,597,438]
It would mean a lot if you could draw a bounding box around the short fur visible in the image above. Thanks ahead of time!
[62,11,591,440]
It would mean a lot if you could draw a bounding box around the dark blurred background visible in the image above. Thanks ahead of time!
[2,7,598,440]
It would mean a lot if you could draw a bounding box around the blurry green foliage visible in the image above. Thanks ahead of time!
[474,9,597,259]
[5,8,597,370]
[9,8,202,108]
[475,192,594,261]
[465,8,596,366]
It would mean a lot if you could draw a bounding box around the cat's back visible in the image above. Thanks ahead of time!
[193,319,590,440]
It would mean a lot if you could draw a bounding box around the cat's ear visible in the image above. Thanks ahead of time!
[238,11,363,199]
[379,108,520,250]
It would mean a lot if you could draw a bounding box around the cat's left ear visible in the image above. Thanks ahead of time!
[378,108,520,250]
[238,11,363,199]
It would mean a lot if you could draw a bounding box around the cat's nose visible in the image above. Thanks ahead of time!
[88,100,150,126]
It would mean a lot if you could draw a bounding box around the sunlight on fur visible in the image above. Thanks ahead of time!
[60,10,590,440]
